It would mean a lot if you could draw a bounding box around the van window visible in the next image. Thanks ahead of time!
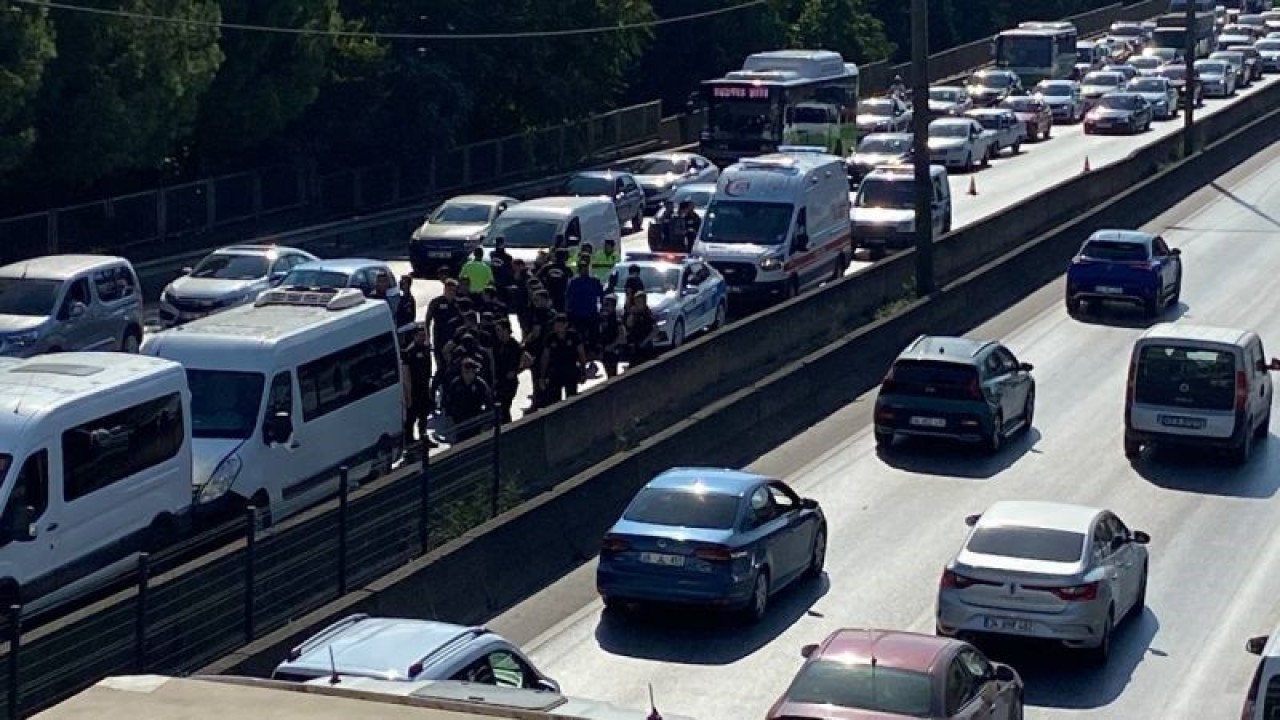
[62,393,185,502]
[298,332,400,422]
[857,179,914,210]
[883,360,979,400]
[0,278,61,317]
[1264,672,1280,718]
[58,279,91,320]
[485,217,560,249]
[1135,345,1236,411]
[186,369,266,440]
[0,452,49,543]
[93,267,134,302]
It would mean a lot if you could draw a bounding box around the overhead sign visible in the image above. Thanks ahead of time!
[712,85,770,100]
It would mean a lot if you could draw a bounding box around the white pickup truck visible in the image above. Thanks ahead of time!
[964,108,1027,157]
[926,117,1001,172]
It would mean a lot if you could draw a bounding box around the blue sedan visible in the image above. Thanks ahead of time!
[596,468,826,622]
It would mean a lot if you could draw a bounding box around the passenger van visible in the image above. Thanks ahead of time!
[481,197,622,264]
[851,163,952,256]
[0,353,192,610]
[0,254,144,357]
[693,148,852,302]
[1243,627,1280,720]
[141,287,404,525]
[1124,323,1279,463]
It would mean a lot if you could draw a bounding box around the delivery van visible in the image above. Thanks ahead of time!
[482,197,622,264]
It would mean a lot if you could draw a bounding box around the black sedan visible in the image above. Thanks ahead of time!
[1083,92,1153,135]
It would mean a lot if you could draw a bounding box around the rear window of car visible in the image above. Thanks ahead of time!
[884,360,978,400]
[622,488,740,530]
[1265,672,1280,717]
[1082,240,1149,261]
[1134,345,1237,411]
[966,526,1086,563]
[784,660,932,718]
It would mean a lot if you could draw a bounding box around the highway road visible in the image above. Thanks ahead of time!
[482,135,1280,718]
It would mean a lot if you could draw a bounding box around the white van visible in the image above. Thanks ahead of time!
[693,148,852,302]
[141,287,404,526]
[851,163,952,256]
[0,353,192,611]
[1125,323,1279,463]
[482,197,622,264]
[1243,627,1280,719]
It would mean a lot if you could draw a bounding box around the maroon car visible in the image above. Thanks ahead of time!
[998,96,1054,142]
[766,629,1024,719]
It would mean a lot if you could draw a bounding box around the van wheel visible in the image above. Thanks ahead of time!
[829,253,846,282]
[711,301,726,330]
[1255,410,1270,440]
[368,437,394,482]
[1124,431,1142,459]
[1232,423,1253,465]
[144,514,177,552]
[250,490,273,530]
[985,412,1004,454]
[121,327,142,354]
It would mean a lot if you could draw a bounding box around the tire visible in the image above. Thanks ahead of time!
[121,328,142,354]
[1044,124,1052,140]
[1012,141,1022,155]
[829,253,845,282]
[783,276,800,300]
[1232,423,1253,465]
[367,436,394,483]
[144,514,177,553]
[1066,297,1081,316]
[1256,410,1270,440]
[711,301,726,330]
[1022,389,1035,433]
[1124,431,1142,459]
[1086,610,1113,665]
[982,148,992,168]
[1143,295,1160,319]
[805,525,827,579]
[986,412,1004,455]
[1132,563,1148,617]
[1169,272,1182,307]
[744,570,770,623]
[875,430,894,449]
[670,318,686,349]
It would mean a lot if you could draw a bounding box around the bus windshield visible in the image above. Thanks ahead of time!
[997,35,1053,67]
[706,98,777,139]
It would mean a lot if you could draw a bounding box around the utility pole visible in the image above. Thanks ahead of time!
[910,0,934,295]
[1183,0,1196,158]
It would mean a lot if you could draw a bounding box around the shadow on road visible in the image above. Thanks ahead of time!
[876,427,1042,480]
[1133,437,1280,499]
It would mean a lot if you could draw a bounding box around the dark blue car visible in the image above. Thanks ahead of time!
[596,468,826,622]
[1065,229,1182,318]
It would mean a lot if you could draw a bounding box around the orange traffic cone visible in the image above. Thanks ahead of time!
[967,176,978,195]
[1083,156,1092,173]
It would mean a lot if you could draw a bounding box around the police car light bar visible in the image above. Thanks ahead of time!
[255,286,366,311]
[778,145,829,154]
[624,251,688,263]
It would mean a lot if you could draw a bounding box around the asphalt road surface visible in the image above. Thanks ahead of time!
[480,135,1280,719]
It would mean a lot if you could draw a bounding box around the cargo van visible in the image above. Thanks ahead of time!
[851,163,952,256]
[0,353,193,611]
[1243,627,1280,720]
[693,148,852,302]
[1124,323,1280,463]
[481,197,622,264]
[141,287,404,526]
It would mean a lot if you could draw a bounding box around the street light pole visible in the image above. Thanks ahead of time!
[910,0,934,295]
[1183,0,1196,157]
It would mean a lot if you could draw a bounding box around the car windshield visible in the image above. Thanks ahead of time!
[280,269,351,289]
[620,157,684,175]
[191,254,269,281]
[884,360,979,400]
[1083,73,1122,86]
[1127,79,1166,92]
[856,179,915,210]
[971,73,1013,88]
[1000,98,1040,112]
[784,660,932,718]
[1135,345,1237,411]
[929,122,971,138]
[564,176,615,196]
[1211,53,1243,64]
[857,137,911,154]
[0,278,61,317]
[1082,240,1149,261]
[1257,40,1280,50]
[1195,61,1228,74]
[622,488,740,530]
[702,201,793,245]
[429,203,493,224]
[1098,94,1141,109]
[484,217,561,248]
[967,526,1087,563]
[186,369,265,440]
[1036,83,1072,97]
[610,265,680,294]
[929,88,962,102]
[858,100,894,115]
[1161,66,1187,80]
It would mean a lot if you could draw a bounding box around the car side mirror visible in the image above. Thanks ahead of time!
[264,411,294,446]
[993,665,1017,683]
[800,497,818,510]
[534,679,559,693]
[1019,362,1034,372]
[1132,530,1151,544]
[964,513,981,527]
[801,643,819,658]
[1247,635,1269,655]
[181,266,193,275]
[1269,358,1280,372]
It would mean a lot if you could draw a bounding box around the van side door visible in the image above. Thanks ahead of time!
[0,451,54,593]
[55,277,97,351]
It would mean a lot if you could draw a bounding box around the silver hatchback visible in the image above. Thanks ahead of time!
[0,254,144,357]
[936,500,1150,664]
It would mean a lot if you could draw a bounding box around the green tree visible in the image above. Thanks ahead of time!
[0,2,56,181]
[30,0,224,191]
[193,0,340,170]
[790,0,894,64]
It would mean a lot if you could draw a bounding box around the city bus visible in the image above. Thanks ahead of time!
[993,22,1080,86]
[699,50,859,166]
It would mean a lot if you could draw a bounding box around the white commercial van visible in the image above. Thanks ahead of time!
[693,148,852,302]
[851,163,953,256]
[1125,323,1280,464]
[482,196,622,264]
[0,353,192,611]
[141,287,404,525]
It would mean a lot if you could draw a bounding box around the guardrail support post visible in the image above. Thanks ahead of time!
[419,453,431,553]
[910,0,935,295]
[243,506,257,641]
[490,403,502,519]
[135,552,150,672]
[338,466,350,595]
[1183,0,1196,158]
[7,604,20,720]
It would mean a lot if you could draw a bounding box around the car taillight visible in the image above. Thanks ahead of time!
[1126,260,1155,270]
[601,535,630,554]
[940,569,997,590]
[1126,360,1137,407]
[694,545,740,562]
[1236,370,1249,411]
[1027,581,1099,601]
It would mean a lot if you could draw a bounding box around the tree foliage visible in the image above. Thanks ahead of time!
[0,2,56,177]
[790,0,894,65]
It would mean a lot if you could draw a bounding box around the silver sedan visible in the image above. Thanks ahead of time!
[613,152,719,212]
[936,500,1150,664]
[1126,76,1180,119]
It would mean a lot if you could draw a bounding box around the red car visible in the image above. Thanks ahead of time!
[998,96,1054,142]
[766,629,1024,719]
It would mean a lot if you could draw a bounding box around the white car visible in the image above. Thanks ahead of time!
[607,253,728,348]
[927,117,998,171]
[158,244,317,327]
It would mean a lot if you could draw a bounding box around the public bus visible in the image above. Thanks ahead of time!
[993,22,1080,86]
[699,50,859,166]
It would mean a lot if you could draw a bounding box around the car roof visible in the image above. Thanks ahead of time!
[1038,79,1075,85]
[860,132,912,141]
[1087,229,1154,246]
[572,170,634,181]
[978,500,1101,534]
[931,85,964,90]
[0,254,130,280]
[1084,70,1124,77]
[898,335,993,364]
[816,629,957,672]
[673,182,717,193]
[0,353,182,424]
[289,258,390,274]
[283,617,485,680]
[440,194,517,205]
[645,467,768,497]
[213,245,309,256]
[641,151,698,162]
[1139,322,1252,346]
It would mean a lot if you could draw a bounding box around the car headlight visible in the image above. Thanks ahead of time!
[199,453,242,503]
[161,288,174,303]
[653,307,672,322]
[759,256,784,272]
[4,331,39,346]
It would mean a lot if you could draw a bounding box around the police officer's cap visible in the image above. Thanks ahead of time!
[462,358,481,369]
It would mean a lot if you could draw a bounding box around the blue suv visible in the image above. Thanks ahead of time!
[1066,229,1182,318]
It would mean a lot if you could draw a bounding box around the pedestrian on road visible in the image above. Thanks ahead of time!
[445,358,492,442]
[594,294,624,378]
[427,279,461,370]
[395,275,417,330]
[678,201,701,253]
[492,319,530,423]
[565,261,604,343]
[624,292,659,367]
[489,236,514,297]
[623,264,646,304]
[401,325,436,449]
[523,289,556,410]
[538,248,572,312]
[539,314,587,407]
[478,286,508,319]
[459,247,494,292]
[591,238,620,283]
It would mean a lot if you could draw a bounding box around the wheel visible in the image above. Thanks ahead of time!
[982,148,992,167]
[875,430,894,448]
[670,318,686,348]
[1132,563,1148,617]
[1256,410,1270,440]
[783,276,800,300]
[1021,389,1035,433]
[1012,141,1022,154]
[985,412,1004,455]
[631,210,644,233]
[367,437,394,482]
[828,253,845,282]
[1124,431,1141,459]
[1086,610,1113,665]
[744,570,770,623]
[804,525,826,579]
[1232,422,1253,465]
[1027,129,1038,142]
[1143,295,1160,319]
[1044,124,1052,140]
[1066,297,1081,316]
[121,328,142,354]
[711,301,726,330]
[1168,272,1181,307]
[144,514,177,552]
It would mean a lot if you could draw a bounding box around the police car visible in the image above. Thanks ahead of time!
[608,252,728,348]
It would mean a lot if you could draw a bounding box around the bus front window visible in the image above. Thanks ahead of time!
[707,99,779,140]
[997,36,1053,67]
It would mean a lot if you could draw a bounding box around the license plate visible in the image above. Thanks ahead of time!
[983,616,1034,632]
[1095,285,1123,294]
[909,416,947,428]
[1160,415,1206,429]
[428,251,452,258]
[639,552,685,567]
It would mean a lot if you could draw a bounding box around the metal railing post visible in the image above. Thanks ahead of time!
[243,506,257,641]
[419,453,431,553]
[7,604,20,720]
[135,553,150,671]
[338,466,350,595]
[490,403,502,518]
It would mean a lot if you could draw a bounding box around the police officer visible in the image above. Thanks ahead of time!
[401,324,436,449]
[591,237,620,283]
[538,248,572,312]
[678,201,701,252]
[539,314,587,407]
[445,358,492,442]
[492,319,530,423]
[489,237,515,301]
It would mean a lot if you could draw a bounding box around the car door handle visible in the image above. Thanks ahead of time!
[46,523,58,532]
